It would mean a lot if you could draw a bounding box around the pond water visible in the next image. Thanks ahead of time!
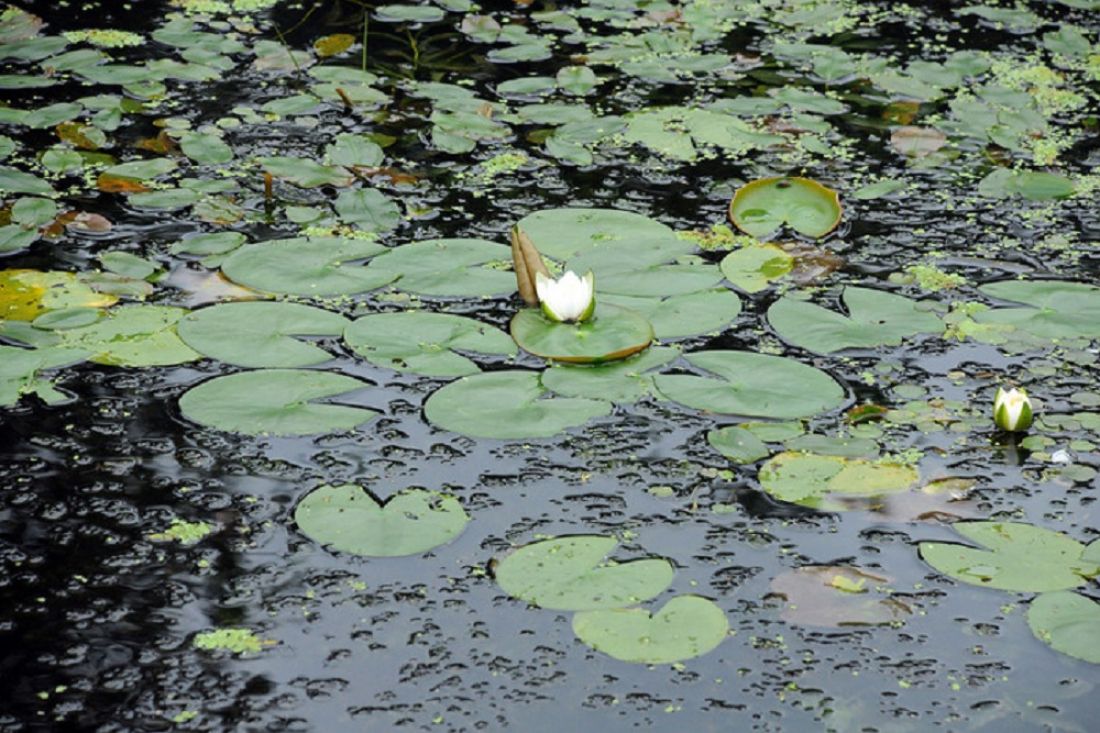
[1,0,1099,730]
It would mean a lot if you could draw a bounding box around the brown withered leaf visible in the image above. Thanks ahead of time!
[510,227,549,306]
[97,173,149,193]
[890,126,946,158]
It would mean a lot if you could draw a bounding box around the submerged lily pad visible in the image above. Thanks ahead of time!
[295,484,468,557]
[179,369,378,436]
[221,237,394,296]
[423,370,610,439]
[495,535,674,611]
[768,287,943,353]
[365,238,516,297]
[542,346,677,402]
[344,312,515,377]
[708,426,770,464]
[919,522,1100,593]
[511,305,653,364]
[729,177,842,240]
[759,451,919,509]
[975,280,1100,340]
[572,596,729,664]
[768,566,911,627]
[1027,591,1100,664]
[654,351,845,419]
[178,302,348,368]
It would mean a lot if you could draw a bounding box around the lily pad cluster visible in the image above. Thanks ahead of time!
[494,536,728,664]
[920,522,1100,663]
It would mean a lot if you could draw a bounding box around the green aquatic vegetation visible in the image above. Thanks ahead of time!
[148,520,214,545]
[192,628,269,655]
[62,30,143,48]
[890,264,967,292]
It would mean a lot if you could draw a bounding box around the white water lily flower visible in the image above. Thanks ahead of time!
[535,270,595,323]
[993,387,1033,432]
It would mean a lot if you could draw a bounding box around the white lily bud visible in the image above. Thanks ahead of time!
[535,270,596,323]
[993,387,1033,432]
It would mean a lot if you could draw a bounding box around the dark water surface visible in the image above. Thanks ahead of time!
[1,0,1099,731]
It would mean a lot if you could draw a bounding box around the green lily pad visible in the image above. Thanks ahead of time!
[510,305,654,364]
[376,4,445,22]
[600,290,741,340]
[720,244,795,293]
[572,596,729,664]
[654,351,845,419]
[708,426,769,464]
[178,302,349,368]
[729,177,842,240]
[542,346,678,402]
[919,522,1100,593]
[365,238,516,297]
[0,165,55,196]
[258,156,354,188]
[768,287,943,353]
[759,451,919,509]
[423,370,610,439]
[295,484,468,557]
[567,238,723,297]
[1027,591,1100,664]
[974,280,1100,340]
[0,345,88,407]
[221,237,394,297]
[494,535,674,611]
[2,305,199,367]
[516,207,676,260]
[344,311,515,377]
[179,369,378,436]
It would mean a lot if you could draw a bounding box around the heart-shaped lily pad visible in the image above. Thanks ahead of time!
[768,287,943,353]
[759,451,919,508]
[542,346,678,402]
[768,566,911,627]
[572,595,729,664]
[1027,591,1100,664]
[654,351,845,418]
[221,237,394,296]
[365,238,517,297]
[494,535,674,611]
[600,290,741,340]
[919,522,1100,593]
[510,305,654,364]
[179,369,378,436]
[729,177,841,240]
[974,280,1100,340]
[178,302,349,368]
[344,311,515,377]
[515,207,676,260]
[295,484,468,557]
[423,370,610,439]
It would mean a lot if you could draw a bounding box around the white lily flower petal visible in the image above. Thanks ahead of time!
[535,270,595,323]
[993,387,1033,432]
